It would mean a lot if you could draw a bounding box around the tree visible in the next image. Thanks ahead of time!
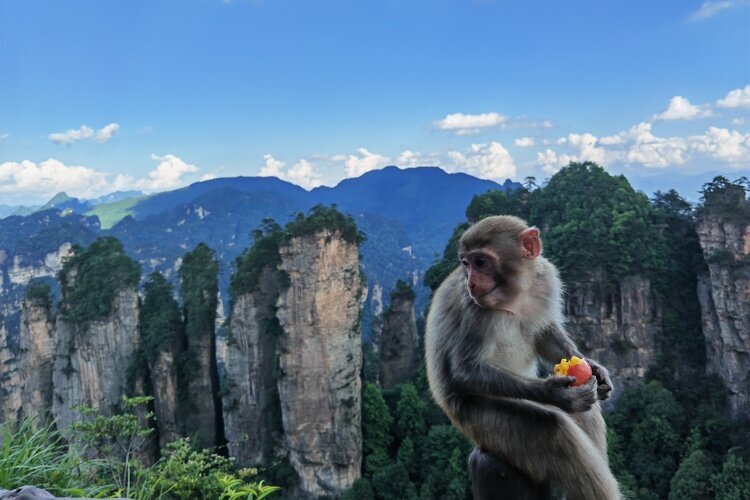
[669,450,715,500]
[711,455,750,500]
[362,383,394,476]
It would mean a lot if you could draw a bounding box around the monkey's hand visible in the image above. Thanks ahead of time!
[544,376,597,413]
[586,358,613,401]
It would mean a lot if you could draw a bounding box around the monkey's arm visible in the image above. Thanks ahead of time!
[447,358,596,413]
[535,323,614,401]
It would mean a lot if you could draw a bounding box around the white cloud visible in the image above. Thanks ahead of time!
[0,159,110,201]
[0,133,9,140]
[690,1,740,20]
[514,137,535,148]
[624,122,689,168]
[258,154,324,189]
[95,123,120,142]
[446,141,516,180]
[654,96,712,121]
[286,159,325,189]
[690,126,750,164]
[536,149,573,175]
[337,147,390,178]
[259,154,286,178]
[114,154,199,192]
[435,112,506,135]
[732,118,746,126]
[599,134,626,146]
[49,123,120,145]
[716,84,750,108]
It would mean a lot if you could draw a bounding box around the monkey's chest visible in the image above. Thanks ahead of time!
[480,319,538,379]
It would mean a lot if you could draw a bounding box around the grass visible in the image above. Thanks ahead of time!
[86,195,147,229]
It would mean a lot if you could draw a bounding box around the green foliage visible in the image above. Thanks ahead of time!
[283,204,365,245]
[371,462,418,500]
[390,279,416,302]
[529,162,661,282]
[58,237,141,324]
[24,278,52,310]
[711,455,750,500]
[0,417,107,497]
[394,384,427,440]
[698,176,750,221]
[669,450,715,500]
[139,272,183,363]
[362,382,394,476]
[230,219,284,301]
[342,478,375,500]
[464,186,531,222]
[180,242,219,341]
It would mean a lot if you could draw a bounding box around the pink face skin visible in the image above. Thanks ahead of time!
[460,249,505,308]
[460,228,541,309]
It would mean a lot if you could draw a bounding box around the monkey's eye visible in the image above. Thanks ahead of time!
[474,257,487,268]
[461,259,470,268]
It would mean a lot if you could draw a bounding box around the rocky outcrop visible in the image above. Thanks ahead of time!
[149,348,181,450]
[276,229,363,498]
[17,294,55,421]
[0,321,21,424]
[696,208,750,417]
[179,243,222,449]
[52,288,140,433]
[222,266,282,467]
[565,274,661,397]
[380,283,420,388]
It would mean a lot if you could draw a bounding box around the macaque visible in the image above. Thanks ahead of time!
[425,215,620,500]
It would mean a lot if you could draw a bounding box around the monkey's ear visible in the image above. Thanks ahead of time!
[521,227,541,259]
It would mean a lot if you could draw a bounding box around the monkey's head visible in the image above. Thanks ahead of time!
[458,215,541,309]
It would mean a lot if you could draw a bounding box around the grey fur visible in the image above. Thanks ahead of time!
[425,216,620,500]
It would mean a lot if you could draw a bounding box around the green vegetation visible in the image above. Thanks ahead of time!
[58,237,140,324]
[230,219,284,301]
[139,272,183,363]
[87,195,146,229]
[698,176,750,222]
[0,398,280,499]
[24,278,52,310]
[389,279,416,302]
[283,204,365,245]
[349,376,472,500]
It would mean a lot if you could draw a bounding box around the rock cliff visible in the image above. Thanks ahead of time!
[565,274,661,398]
[52,287,140,432]
[695,190,750,417]
[380,281,420,388]
[0,320,21,424]
[17,291,56,420]
[276,229,363,498]
[222,266,282,467]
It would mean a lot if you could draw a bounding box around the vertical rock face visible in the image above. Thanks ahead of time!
[52,288,140,432]
[149,348,181,450]
[696,211,750,417]
[223,267,281,467]
[380,289,420,389]
[180,244,222,449]
[565,274,661,397]
[0,321,21,424]
[276,230,363,498]
[18,295,55,420]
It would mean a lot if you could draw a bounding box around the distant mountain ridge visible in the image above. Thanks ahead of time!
[0,166,518,340]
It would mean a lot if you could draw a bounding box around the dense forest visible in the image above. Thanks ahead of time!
[353,163,750,500]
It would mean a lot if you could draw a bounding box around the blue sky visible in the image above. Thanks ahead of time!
[1,0,748,204]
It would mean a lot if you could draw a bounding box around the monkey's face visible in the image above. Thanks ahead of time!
[459,217,542,310]
[460,249,515,308]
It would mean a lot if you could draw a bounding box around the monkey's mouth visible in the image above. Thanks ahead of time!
[470,285,502,306]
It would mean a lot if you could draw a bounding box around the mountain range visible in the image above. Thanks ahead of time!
[0,166,518,339]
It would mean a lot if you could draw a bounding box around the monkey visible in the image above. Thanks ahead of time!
[425,215,620,500]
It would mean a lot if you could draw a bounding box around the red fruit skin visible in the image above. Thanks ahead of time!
[567,361,593,387]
